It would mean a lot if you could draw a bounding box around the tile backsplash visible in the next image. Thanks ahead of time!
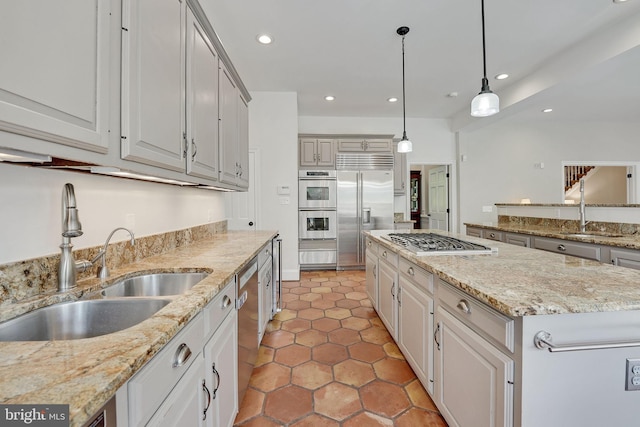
[0,221,227,307]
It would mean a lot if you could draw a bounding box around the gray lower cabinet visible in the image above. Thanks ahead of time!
[609,247,640,269]
[504,233,530,248]
[365,239,379,310]
[533,236,602,261]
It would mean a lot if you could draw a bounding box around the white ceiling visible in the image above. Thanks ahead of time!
[204,0,640,129]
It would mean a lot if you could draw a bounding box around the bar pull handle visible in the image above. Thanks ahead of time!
[534,330,640,352]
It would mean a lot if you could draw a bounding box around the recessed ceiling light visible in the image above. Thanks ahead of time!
[388,97,398,103]
[542,108,553,113]
[495,73,509,80]
[613,0,630,4]
[446,92,459,98]
[324,95,335,101]
[256,34,273,44]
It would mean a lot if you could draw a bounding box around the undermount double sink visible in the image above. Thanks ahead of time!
[0,272,209,342]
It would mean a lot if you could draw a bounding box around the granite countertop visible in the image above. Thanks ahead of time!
[365,229,640,318]
[0,230,277,427]
[464,222,640,250]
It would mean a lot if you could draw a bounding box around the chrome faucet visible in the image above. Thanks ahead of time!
[58,183,92,292]
[579,178,589,233]
[91,227,135,279]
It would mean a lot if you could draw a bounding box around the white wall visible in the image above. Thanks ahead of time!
[458,120,640,228]
[0,163,226,264]
[247,92,300,280]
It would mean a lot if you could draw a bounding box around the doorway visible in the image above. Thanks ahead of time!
[410,171,421,229]
[409,164,450,231]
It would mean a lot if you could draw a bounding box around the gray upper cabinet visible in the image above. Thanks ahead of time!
[121,0,186,172]
[185,7,219,180]
[0,0,110,153]
[299,138,335,168]
[337,138,392,152]
[394,143,406,195]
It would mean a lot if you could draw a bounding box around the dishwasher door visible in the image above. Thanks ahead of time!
[236,258,259,407]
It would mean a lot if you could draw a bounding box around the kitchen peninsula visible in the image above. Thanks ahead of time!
[0,228,277,427]
[365,229,640,427]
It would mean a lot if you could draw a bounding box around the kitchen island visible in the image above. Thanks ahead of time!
[365,229,640,427]
[0,230,277,426]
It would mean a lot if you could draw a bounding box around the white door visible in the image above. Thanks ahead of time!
[428,165,449,231]
[225,150,258,230]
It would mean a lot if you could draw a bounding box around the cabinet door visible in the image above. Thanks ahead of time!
[186,8,219,180]
[0,0,110,152]
[299,139,318,167]
[363,138,392,152]
[466,227,483,238]
[435,307,514,427]
[337,139,365,151]
[377,260,397,340]
[316,139,335,166]
[236,94,250,188]
[146,356,206,427]
[258,261,273,341]
[365,250,378,310]
[121,0,185,171]
[204,311,238,427]
[218,62,239,185]
[398,277,434,395]
[393,146,407,195]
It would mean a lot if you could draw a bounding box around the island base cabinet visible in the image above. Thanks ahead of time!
[204,310,238,427]
[146,356,206,427]
[520,312,640,427]
[435,307,514,427]
[398,277,434,395]
[365,249,378,310]
[377,259,398,340]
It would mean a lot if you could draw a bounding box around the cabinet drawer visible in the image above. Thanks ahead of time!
[378,247,398,268]
[257,243,272,269]
[466,227,482,238]
[204,278,236,340]
[366,238,378,255]
[128,313,205,426]
[504,232,531,248]
[399,258,433,294]
[483,230,503,241]
[438,280,514,353]
[534,237,601,261]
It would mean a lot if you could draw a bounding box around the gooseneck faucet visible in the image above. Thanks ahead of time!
[91,227,135,279]
[579,178,589,233]
[58,183,92,292]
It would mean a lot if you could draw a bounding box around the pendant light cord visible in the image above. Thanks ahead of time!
[401,34,407,138]
[481,0,488,86]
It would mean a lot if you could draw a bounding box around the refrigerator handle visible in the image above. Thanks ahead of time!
[362,207,371,224]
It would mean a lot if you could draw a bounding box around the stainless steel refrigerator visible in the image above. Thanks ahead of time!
[336,153,394,269]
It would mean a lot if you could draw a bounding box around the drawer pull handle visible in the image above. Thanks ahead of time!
[457,299,471,314]
[557,244,566,252]
[173,343,192,368]
[222,295,232,309]
[407,267,414,276]
[489,233,496,238]
[382,250,387,258]
[202,380,211,420]
[434,323,441,350]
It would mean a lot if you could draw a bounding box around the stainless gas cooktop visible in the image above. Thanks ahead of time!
[383,233,496,256]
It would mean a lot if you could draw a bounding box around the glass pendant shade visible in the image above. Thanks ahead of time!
[397,135,412,153]
[471,90,499,117]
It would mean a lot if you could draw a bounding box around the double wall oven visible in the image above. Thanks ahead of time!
[298,170,337,269]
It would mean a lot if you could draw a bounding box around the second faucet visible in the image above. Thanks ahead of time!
[92,227,135,279]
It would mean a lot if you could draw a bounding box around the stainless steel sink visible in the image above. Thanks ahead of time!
[101,272,209,298]
[0,299,170,341]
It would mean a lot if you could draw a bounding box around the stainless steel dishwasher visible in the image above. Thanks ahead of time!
[236,258,259,406]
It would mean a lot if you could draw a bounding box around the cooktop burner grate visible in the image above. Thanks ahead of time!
[383,233,495,256]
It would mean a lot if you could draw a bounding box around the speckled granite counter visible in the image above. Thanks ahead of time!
[365,229,640,317]
[465,221,640,250]
[0,230,277,426]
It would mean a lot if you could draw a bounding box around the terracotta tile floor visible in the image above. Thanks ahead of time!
[234,270,448,427]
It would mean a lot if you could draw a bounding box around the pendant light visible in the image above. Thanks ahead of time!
[470,0,499,117]
[397,26,412,153]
